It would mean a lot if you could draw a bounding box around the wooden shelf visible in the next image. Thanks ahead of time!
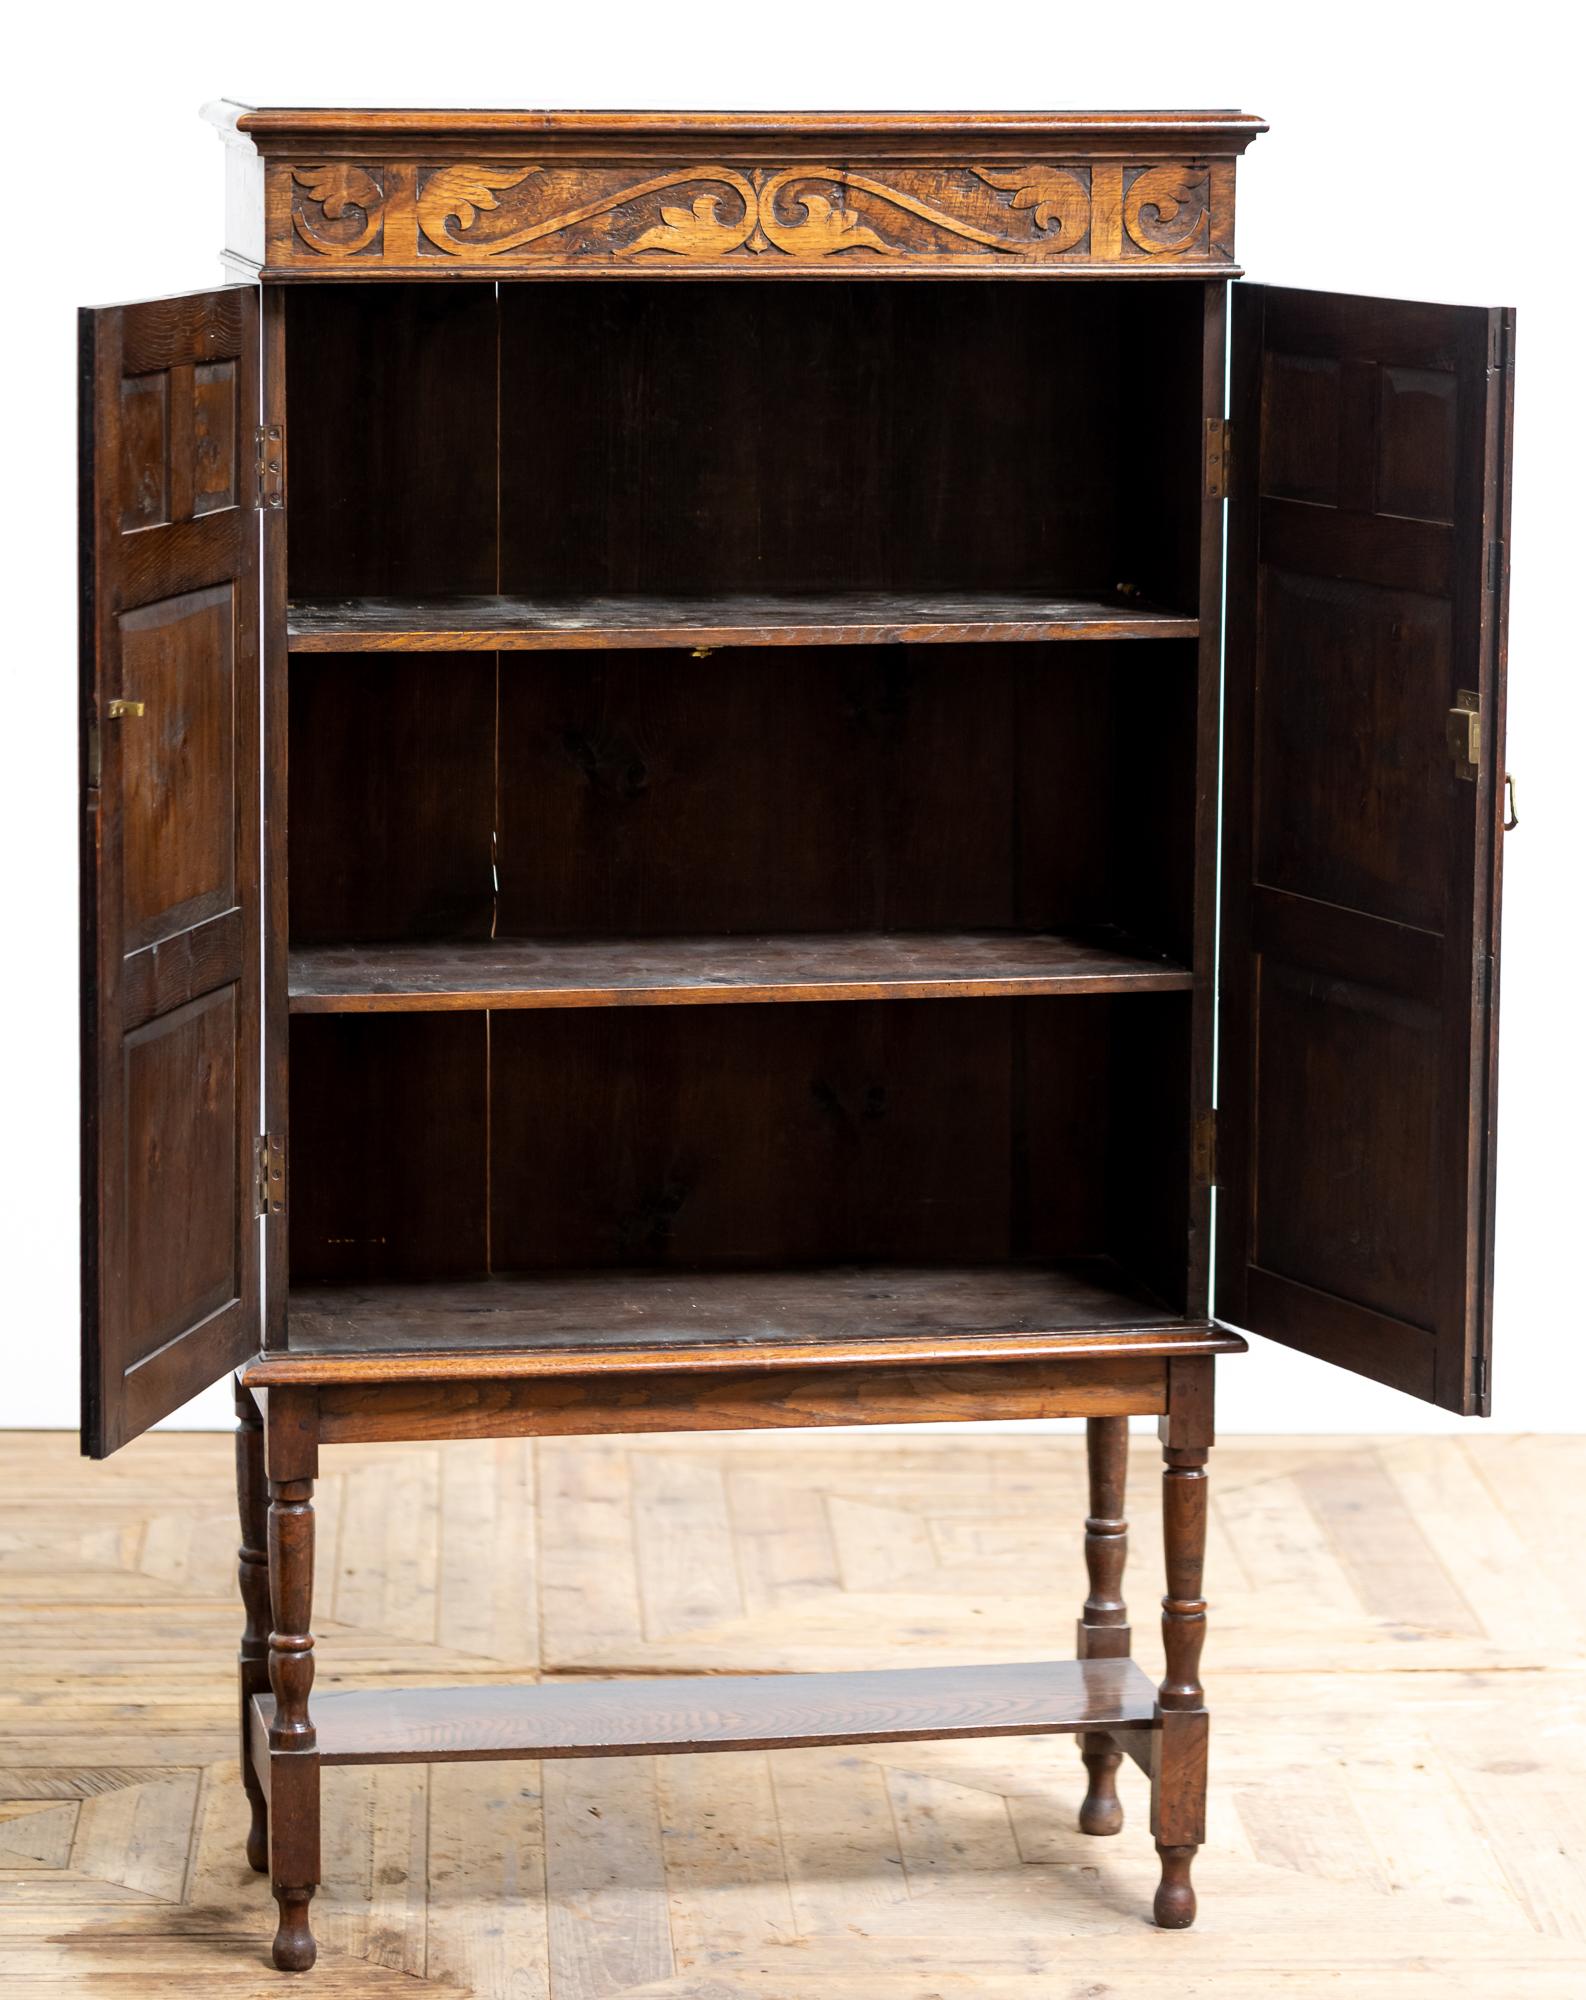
[251,1658,1159,1767]
[288,929,1194,1014]
[277,1259,1217,1377]
[286,591,1199,653]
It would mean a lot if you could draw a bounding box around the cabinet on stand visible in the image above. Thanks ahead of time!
[78,105,1513,1970]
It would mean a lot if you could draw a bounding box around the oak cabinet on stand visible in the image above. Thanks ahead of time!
[77,105,1513,1972]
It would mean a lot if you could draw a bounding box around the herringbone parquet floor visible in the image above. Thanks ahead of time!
[2,1429,1583,1996]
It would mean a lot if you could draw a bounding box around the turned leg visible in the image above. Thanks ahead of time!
[1150,1359,1211,1929]
[266,1389,320,1972]
[234,1377,271,1872]
[1075,1415,1130,1836]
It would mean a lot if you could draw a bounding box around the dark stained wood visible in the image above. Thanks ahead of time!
[287,591,1198,651]
[233,1378,270,1875]
[484,998,1114,1277]
[1184,281,1228,1316]
[1150,1354,1213,1927]
[311,1353,1169,1443]
[287,929,1195,1013]
[264,1387,319,1972]
[491,644,1195,947]
[78,102,1521,1954]
[283,988,1196,1304]
[287,656,496,945]
[252,1314,1244,1386]
[261,286,290,1352]
[250,1657,1159,1766]
[79,286,261,1458]
[284,1260,1188,1361]
[496,286,1185,601]
[288,1013,487,1284]
[1076,1413,1131,1836]
[284,284,498,600]
[1078,1416,1132,1659]
[1219,286,1513,1415]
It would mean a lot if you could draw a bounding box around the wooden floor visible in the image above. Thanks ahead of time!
[2,1430,1583,1997]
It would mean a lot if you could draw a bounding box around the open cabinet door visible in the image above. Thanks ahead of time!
[80,288,262,1456]
[1218,285,1512,1415]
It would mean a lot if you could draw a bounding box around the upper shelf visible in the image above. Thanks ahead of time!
[286,592,1199,654]
[288,929,1195,1014]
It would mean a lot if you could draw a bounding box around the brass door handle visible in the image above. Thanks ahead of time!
[107,699,145,719]
[1503,773,1519,830]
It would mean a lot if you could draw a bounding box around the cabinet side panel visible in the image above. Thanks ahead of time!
[264,285,289,1347]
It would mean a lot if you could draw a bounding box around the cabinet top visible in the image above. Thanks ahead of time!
[212,104,1267,151]
[203,102,1265,280]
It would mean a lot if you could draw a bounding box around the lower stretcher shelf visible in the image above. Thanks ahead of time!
[252,1658,1158,1767]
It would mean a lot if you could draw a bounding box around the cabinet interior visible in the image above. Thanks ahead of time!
[281,278,1210,1350]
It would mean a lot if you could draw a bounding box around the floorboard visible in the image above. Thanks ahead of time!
[2,1430,1582,1996]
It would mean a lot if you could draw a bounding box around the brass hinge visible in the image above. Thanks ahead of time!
[254,424,285,511]
[1447,688,1481,781]
[1205,418,1230,499]
[1193,1110,1217,1187]
[257,1134,285,1218]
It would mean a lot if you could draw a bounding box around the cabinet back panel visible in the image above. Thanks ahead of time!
[287,998,1189,1309]
[496,644,1183,942]
[289,655,497,944]
[286,643,1196,954]
[286,285,499,598]
[290,1012,488,1284]
[498,282,1132,595]
[283,281,1205,604]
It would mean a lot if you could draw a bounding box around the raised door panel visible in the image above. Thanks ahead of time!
[1218,286,1512,1415]
[80,288,261,1457]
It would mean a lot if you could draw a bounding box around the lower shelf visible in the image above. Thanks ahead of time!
[252,1658,1157,1767]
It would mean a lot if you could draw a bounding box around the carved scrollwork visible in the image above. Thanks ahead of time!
[756,173,898,258]
[619,172,760,258]
[1123,166,1211,255]
[416,164,540,253]
[291,166,384,256]
[280,157,1230,270]
[972,166,1091,250]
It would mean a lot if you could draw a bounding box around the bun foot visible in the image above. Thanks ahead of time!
[272,1887,317,1971]
[1153,1843,1198,1928]
[1078,1736,1124,1835]
[246,1796,269,1873]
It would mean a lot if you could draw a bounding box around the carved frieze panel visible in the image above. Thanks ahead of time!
[268,158,1238,274]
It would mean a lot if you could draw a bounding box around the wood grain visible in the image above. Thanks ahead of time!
[6,1429,1585,1997]
[79,286,261,1459]
[307,1355,1170,1445]
[1218,286,1513,1415]
[249,1658,1156,1765]
[275,1262,1205,1368]
[286,591,1198,651]
[287,930,1195,1013]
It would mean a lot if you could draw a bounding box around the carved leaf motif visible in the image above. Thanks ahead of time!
[292,164,382,219]
[624,191,757,258]
[974,167,1089,249]
[1123,166,1210,254]
[417,165,538,247]
[771,190,894,257]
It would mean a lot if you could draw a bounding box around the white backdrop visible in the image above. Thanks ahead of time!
[4,2,1577,1435]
